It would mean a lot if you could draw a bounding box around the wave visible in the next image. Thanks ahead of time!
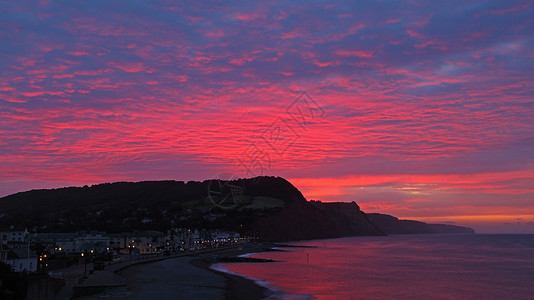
[210,263,313,299]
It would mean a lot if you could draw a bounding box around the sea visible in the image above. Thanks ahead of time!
[212,234,534,299]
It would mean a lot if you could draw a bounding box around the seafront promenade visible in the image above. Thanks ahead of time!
[54,245,244,299]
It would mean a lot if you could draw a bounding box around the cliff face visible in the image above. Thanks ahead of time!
[312,201,385,237]
[366,213,475,234]
[254,201,384,242]
[254,200,338,241]
[427,223,476,234]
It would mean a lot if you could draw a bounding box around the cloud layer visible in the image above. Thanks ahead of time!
[1,0,533,232]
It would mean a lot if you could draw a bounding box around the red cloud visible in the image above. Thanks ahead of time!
[109,62,151,73]
[281,28,308,39]
[204,30,225,38]
[335,50,374,58]
[74,69,113,76]
[19,90,65,97]
[233,12,261,21]
[406,29,424,38]
[230,55,257,66]
[66,51,89,56]
[52,74,74,79]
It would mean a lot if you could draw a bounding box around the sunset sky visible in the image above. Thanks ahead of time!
[1,1,533,233]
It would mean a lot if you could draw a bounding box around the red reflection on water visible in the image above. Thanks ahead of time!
[220,236,534,299]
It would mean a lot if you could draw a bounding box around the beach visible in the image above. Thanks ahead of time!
[72,244,274,299]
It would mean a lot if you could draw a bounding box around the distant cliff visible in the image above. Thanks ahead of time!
[254,200,384,242]
[366,213,475,234]
[312,201,385,237]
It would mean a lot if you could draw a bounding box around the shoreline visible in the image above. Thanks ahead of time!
[190,243,285,300]
[71,243,284,299]
[190,256,269,300]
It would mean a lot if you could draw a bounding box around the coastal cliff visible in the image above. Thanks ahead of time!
[254,199,384,242]
[243,177,385,241]
[366,213,475,234]
[311,201,385,237]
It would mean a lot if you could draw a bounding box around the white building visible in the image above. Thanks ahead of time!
[56,240,77,253]
[0,228,29,245]
[127,231,166,254]
[213,232,230,243]
[5,247,38,272]
[109,231,166,254]
[76,233,110,253]
[33,233,78,254]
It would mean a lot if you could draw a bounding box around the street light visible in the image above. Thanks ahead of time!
[83,251,87,275]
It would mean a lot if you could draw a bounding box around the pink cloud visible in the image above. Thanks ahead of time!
[281,28,308,39]
[19,90,65,97]
[3,98,26,103]
[186,15,204,24]
[204,29,225,38]
[52,74,74,79]
[230,55,257,66]
[27,65,69,75]
[174,75,189,82]
[411,13,433,27]
[74,69,113,76]
[312,60,336,67]
[414,40,434,48]
[66,51,90,56]
[406,29,424,38]
[490,3,530,15]
[335,50,374,58]
[233,12,261,21]
[109,62,150,73]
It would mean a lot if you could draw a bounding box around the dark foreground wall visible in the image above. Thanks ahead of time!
[26,276,65,300]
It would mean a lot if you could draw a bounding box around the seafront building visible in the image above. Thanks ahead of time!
[0,247,38,272]
[0,227,249,273]
[1,227,29,245]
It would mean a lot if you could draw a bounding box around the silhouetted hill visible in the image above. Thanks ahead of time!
[0,177,473,240]
[0,177,383,241]
[366,213,475,234]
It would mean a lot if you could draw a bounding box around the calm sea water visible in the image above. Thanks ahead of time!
[214,234,534,299]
